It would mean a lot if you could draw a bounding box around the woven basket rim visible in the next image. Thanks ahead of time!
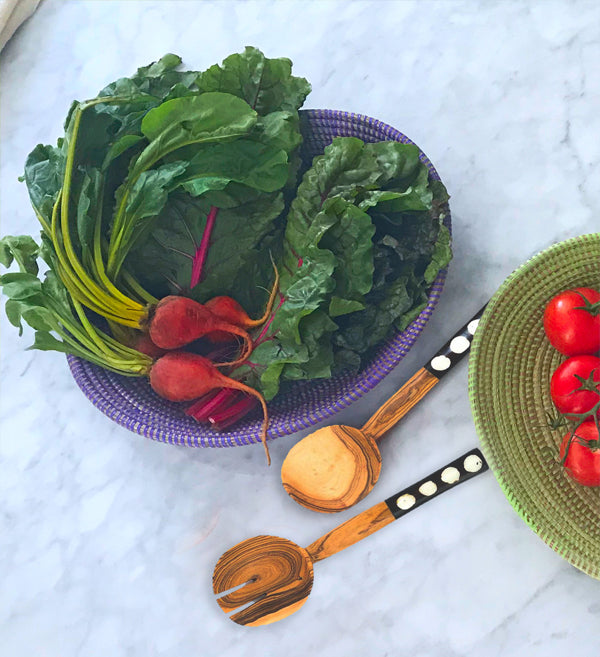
[68,108,450,448]
[469,233,600,580]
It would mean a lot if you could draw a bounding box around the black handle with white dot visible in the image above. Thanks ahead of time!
[384,448,489,520]
[423,304,487,379]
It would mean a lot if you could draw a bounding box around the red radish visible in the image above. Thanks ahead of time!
[150,351,270,463]
[148,295,252,364]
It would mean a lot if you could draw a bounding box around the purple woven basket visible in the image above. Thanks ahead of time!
[67,109,450,448]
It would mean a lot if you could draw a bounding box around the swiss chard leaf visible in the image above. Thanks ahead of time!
[76,169,104,252]
[20,143,64,227]
[174,140,289,195]
[0,272,43,299]
[110,159,189,273]
[0,235,40,274]
[319,198,375,313]
[107,93,259,274]
[230,137,451,395]
[196,46,311,115]
[127,190,285,309]
[139,92,257,145]
[232,238,338,399]
[424,223,452,285]
[100,54,198,103]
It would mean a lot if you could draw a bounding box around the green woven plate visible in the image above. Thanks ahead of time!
[469,233,600,580]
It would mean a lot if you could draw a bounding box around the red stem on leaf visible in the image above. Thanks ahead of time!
[254,294,286,344]
[190,206,219,288]
[289,246,304,268]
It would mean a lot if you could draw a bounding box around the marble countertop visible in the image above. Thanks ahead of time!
[1,1,599,655]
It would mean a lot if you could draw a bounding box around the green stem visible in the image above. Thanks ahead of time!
[559,400,600,465]
[120,268,158,304]
[52,192,142,323]
[56,100,145,319]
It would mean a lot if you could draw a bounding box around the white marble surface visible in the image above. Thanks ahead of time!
[1,1,599,655]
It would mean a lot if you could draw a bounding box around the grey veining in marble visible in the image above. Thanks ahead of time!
[1,1,599,655]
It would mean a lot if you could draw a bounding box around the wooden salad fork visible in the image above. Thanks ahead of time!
[213,448,489,626]
[280,305,487,513]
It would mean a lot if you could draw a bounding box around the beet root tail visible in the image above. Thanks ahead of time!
[246,258,280,328]
[226,380,270,465]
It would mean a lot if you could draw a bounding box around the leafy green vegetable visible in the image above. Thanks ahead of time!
[0,235,40,274]
[127,47,311,303]
[0,235,152,373]
[197,47,311,114]
[2,49,451,412]
[11,47,309,336]
[128,190,285,305]
[230,137,451,399]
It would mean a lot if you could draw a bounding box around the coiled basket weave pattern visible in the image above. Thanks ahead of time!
[469,233,600,579]
[67,109,450,448]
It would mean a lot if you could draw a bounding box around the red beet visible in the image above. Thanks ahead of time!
[205,296,260,328]
[149,351,270,463]
[134,333,168,359]
[148,295,252,364]
[204,262,280,342]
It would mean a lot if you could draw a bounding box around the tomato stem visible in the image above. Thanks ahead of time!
[557,401,600,465]
[574,290,600,316]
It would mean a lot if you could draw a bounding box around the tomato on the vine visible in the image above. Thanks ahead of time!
[543,287,600,356]
[559,421,600,487]
[550,355,600,420]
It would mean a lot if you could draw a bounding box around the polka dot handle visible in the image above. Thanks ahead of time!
[424,305,487,379]
[361,304,489,442]
[384,448,489,520]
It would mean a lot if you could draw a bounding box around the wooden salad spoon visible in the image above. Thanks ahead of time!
[214,448,489,626]
[280,305,487,513]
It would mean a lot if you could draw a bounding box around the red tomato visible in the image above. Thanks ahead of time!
[559,421,600,487]
[550,355,600,420]
[543,287,600,356]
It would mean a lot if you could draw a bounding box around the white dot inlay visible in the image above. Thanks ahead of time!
[431,355,451,371]
[419,481,437,496]
[441,467,460,484]
[464,454,483,472]
[396,493,416,510]
[467,319,480,335]
[450,335,470,354]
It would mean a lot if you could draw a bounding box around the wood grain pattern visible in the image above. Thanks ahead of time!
[281,426,382,513]
[305,501,396,563]
[213,505,396,625]
[213,535,314,627]
[361,368,439,441]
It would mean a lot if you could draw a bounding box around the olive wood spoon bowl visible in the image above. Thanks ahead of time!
[214,448,489,626]
[280,306,487,513]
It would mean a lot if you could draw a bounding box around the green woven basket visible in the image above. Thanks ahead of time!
[469,233,600,580]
